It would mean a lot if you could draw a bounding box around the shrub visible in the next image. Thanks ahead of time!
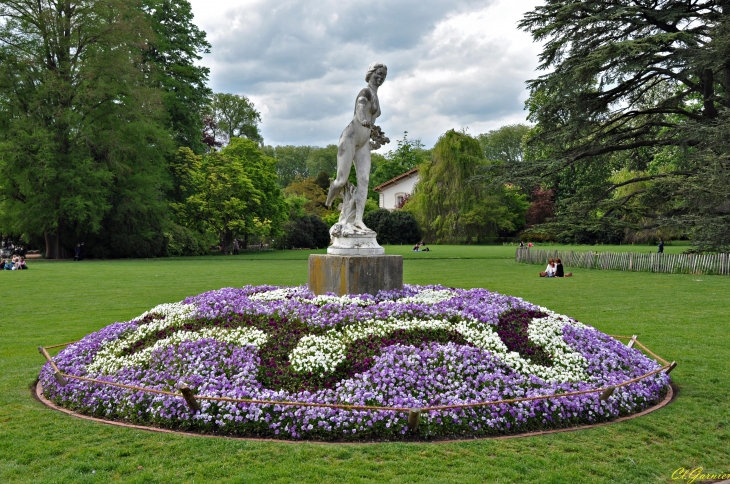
[278,214,330,249]
[163,224,210,257]
[364,209,422,245]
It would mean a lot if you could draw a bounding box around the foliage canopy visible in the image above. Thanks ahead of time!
[408,130,527,243]
[518,0,730,251]
[0,0,174,258]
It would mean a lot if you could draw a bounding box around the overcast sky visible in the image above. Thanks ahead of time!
[187,0,544,150]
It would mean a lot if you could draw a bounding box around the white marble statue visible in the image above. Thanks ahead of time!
[325,63,390,241]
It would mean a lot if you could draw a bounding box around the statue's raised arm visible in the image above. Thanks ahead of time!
[325,63,390,237]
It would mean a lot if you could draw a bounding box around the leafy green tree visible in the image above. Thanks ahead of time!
[284,195,308,219]
[518,0,730,250]
[477,124,530,165]
[370,132,428,194]
[0,0,172,258]
[306,145,339,177]
[283,177,330,217]
[184,149,255,253]
[223,138,288,248]
[263,145,314,187]
[409,130,527,243]
[315,171,331,191]
[211,93,262,145]
[168,147,202,205]
[141,0,211,154]
[183,138,287,253]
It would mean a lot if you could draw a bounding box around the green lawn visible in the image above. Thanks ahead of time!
[1,246,728,483]
[79,242,684,262]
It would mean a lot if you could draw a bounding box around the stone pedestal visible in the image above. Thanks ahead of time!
[327,231,384,256]
[309,254,403,296]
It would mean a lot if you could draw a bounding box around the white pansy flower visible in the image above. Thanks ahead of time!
[249,288,301,302]
[248,286,456,307]
[395,289,456,305]
[289,313,589,383]
[88,327,268,375]
[89,302,267,374]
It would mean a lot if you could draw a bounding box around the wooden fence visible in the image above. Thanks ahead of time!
[515,248,730,276]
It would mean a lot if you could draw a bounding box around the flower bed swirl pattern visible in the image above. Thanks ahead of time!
[39,285,671,441]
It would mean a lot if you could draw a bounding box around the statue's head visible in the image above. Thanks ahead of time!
[365,63,387,85]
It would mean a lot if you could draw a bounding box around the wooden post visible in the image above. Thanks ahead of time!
[38,346,68,387]
[407,408,421,431]
[599,386,615,402]
[665,361,677,375]
[627,335,637,348]
[179,385,201,412]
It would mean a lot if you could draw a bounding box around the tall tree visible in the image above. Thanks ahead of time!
[140,0,212,154]
[263,145,314,187]
[182,138,287,252]
[0,0,171,258]
[305,145,339,177]
[283,177,330,216]
[408,130,527,243]
[211,93,262,145]
[477,124,530,165]
[519,0,730,250]
[370,132,428,190]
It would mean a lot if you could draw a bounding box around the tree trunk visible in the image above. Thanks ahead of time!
[243,233,249,250]
[221,229,233,255]
[44,230,69,259]
[702,68,718,118]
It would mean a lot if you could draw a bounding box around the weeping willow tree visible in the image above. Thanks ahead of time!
[408,130,527,243]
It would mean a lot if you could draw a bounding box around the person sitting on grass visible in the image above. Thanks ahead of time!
[20,257,27,270]
[555,258,573,277]
[412,244,420,252]
[546,258,556,277]
[540,258,556,277]
[0,259,6,270]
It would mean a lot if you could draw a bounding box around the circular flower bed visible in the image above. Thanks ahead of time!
[39,285,671,441]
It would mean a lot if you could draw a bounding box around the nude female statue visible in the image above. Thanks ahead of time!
[326,63,389,236]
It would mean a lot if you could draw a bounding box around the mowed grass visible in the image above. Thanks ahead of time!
[1,246,728,483]
[168,242,686,261]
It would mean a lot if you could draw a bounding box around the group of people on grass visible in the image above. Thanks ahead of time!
[412,242,430,252]
[541,258,571,278]
[1,255,27,270]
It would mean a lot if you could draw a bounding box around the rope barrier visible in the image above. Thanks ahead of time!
[38,336,675,415]
[421,365,669,412]
[43,341,79,350]
[631,340,670,366]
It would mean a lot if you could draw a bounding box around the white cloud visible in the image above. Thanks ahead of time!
[188,0,544,149]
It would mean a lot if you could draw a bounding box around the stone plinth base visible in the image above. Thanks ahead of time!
[327,232,384,256]
[309,254,403,296]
